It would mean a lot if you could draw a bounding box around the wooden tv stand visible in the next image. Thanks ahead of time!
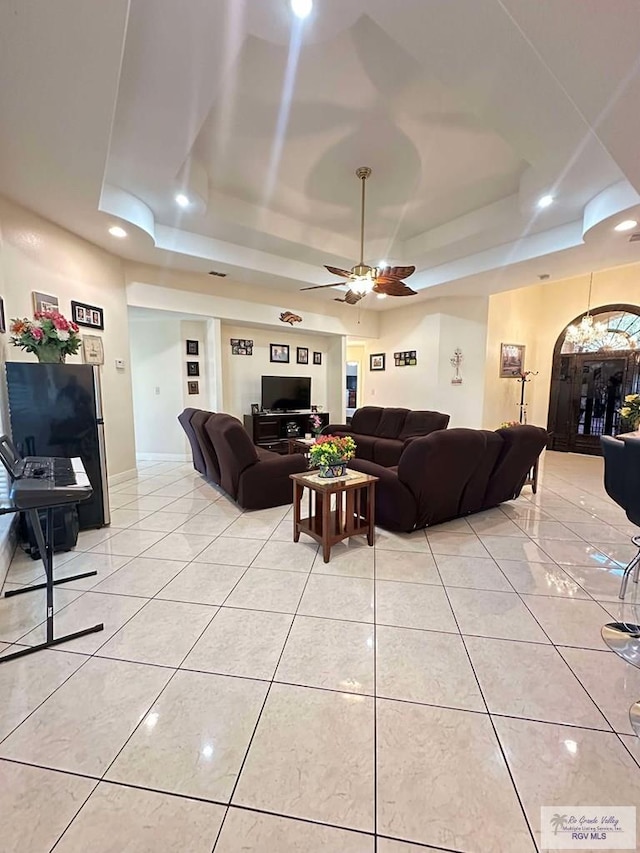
[243,411,330,455]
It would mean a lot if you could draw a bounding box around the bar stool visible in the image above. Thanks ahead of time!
[600,435,640,666]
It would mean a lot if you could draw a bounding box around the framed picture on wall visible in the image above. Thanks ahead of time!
[71,300,104,330]
[270,343,290,363]
[32,292,59,315]
[187,361,200,376]
[370,352,386,371]
[187,381,199,395]
[313,351,322,365]
[186,340,199,356]
[500,343,526,377]
[297,347,309,365]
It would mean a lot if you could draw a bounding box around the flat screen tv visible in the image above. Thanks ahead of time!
[261,375,311,412]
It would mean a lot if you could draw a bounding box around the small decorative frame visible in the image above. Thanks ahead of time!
[187,361,200,377]
[394,350,417,367]
[82,334,105,365]
[71,300,104,330]
[230,338,253,355]
[370,352,386,371]
[270,343,290,363]
[250,403,260,415]
[313,351,322,365]
[186,340,199,356]
[500,343,526,378]
[33,292,59,314]
[187,381,199,395]
[0,296,6,333]
[297,346,309,365]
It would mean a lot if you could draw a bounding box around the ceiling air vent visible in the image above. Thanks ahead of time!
[208,270,227,277]
[629,233,640,242]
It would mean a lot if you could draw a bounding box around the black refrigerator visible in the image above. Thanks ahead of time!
[6,363,110,529]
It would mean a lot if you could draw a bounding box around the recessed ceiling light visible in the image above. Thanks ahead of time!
[175,193,190,208]
[108,225,127,238]
[291,0,312,19]
[376,293,387,300]
[614,219,638,232]
[537,194,554,209]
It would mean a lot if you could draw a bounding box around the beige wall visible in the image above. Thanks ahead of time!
[0,195,136,477]
[484,263,640,429]
[353,297,489,428]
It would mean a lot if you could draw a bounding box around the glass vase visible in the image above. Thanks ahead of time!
[36,347,66,364]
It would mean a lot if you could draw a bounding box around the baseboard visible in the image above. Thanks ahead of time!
[108,467,139,487]
[136,452,191,462]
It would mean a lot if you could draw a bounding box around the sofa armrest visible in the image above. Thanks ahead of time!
[321,423,351,435]
[348,459,417,532]
[238,453,308,510]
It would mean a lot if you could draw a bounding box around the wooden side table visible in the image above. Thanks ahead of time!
[287,437,315,459]
[290,469,378,563]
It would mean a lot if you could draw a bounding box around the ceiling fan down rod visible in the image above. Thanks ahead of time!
[356,166,371,268]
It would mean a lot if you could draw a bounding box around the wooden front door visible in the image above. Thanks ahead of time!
[548,353,634,455]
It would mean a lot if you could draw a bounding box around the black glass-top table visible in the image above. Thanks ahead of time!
[0,500,104,664]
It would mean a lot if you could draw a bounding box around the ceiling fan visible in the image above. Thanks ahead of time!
[300,166,418,305]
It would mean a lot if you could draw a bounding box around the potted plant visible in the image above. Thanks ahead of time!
[309,434,356,478]
[310,413,323,436]
[10,310,81,363]
[620,394,640,432]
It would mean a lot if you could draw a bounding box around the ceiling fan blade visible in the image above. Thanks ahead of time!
[324,265,353,279]
[300,283,346,291]
[335,290,363,305]
[376,265,416,281]
[374,280,418,297]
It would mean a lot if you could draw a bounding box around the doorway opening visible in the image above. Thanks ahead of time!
[346,361,359,419]
[547,304,640,455]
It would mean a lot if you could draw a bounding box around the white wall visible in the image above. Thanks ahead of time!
[221,323,342,420]
[484,263,640,430]
[0,195,136,477]
[129,314,186,458]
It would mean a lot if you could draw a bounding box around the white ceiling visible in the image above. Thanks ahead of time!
[1,0,639,310]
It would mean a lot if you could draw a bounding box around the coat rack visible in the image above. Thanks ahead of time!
[516,371,538,424]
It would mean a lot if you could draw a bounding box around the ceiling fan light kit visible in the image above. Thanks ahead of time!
[300,167,418,305]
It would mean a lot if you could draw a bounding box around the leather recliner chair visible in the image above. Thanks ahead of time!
[348,425,547,531]
[190,409,222,484]
[178,408,208,476]
[204,413,307,509]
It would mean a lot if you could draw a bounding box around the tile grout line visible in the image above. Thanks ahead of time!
[425,531,541,853]
[211,523,317,851]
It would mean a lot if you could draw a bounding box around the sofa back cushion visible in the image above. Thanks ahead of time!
[458,430,504,515]
[178,408,207,475]
[350,407,383,435]
[206,414,258,498]
[374,408,409,438]
[191,410,221,483]
[398,429,487,527]
[483,426,547,507]
[399,410,450,440]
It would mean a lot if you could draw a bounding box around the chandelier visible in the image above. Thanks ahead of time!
[565,273,607,349]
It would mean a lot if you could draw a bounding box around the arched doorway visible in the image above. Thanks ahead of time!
[547,304,640,455]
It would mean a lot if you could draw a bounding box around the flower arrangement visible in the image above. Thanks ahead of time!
[10,310,81,363]
[620,394,640,431]
[499,420,520,429]
[309,434,356,478]
[310,413,323,435]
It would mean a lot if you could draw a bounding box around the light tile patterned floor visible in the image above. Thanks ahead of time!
[0,451,639,852]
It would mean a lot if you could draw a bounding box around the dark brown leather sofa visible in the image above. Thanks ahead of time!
[178,408,208,476]
[322,406,450,467]
[179,410,307,509]
[348,425,547,532]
